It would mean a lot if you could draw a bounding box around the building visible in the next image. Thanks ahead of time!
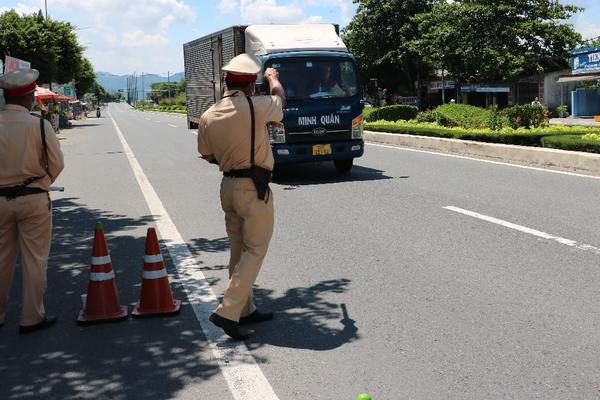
[555,46,600,117]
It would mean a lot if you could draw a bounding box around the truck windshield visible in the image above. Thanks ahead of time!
[266,58,359,100]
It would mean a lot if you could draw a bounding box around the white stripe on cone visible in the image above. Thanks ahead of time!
[91,255,111,265]
[144,254,163,263]
[143,268,168,280]
[89,271,116,281]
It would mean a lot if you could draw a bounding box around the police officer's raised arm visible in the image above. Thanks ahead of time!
[262,68,285,123]
[265,68,285,108]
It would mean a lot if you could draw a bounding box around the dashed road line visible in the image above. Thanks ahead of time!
[444,206,600,255]
[108,106,280,400]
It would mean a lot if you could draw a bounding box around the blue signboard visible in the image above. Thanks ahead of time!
[571,46,600,74]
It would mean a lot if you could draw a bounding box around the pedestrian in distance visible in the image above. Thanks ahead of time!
[0,68,64,334]
[532,97,542,106]
[198,53,286,340]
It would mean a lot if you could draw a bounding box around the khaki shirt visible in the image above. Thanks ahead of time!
[198,90,283,172]
[0,104,64,190]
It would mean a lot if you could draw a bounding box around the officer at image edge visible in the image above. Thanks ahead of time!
[0,68,64,334]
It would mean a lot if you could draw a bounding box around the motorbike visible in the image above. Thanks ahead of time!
[96,107,101,118]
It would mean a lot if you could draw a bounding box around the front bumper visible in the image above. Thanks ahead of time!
[272,140,365,164]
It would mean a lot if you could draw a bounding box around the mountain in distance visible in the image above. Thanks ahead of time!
[96,71,185,95]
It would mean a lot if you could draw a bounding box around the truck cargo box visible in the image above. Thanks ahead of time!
[183,26,246,126]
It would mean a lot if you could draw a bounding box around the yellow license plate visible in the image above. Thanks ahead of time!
[312,144,332,156]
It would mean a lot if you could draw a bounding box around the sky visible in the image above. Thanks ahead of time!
[1,0,599,76]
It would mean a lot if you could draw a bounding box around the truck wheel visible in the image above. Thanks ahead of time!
[334,159,353,174]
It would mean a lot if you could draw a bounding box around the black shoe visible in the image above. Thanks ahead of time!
[19,316,57,334]
[239,310,273,325]
[209,313,250,340]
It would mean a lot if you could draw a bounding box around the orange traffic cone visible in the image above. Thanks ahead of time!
[132,228,181,318]
[77,222,129,325]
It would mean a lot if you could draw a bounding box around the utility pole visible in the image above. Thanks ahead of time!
[141,72,145,103]
[167,71,171,102]
[44,0,48,19]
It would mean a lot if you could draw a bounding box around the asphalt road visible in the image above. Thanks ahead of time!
[1,102,600,400]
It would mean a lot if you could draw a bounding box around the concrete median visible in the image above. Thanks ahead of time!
[364,130,600,176]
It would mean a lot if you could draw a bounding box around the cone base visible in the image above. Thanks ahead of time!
[131,299,181,319]
[77,306,129,325]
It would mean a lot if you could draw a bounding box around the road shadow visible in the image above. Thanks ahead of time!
[188,236,230,254]
[0,197,221,400]
[244,279,360,351]
[273,162,394,186]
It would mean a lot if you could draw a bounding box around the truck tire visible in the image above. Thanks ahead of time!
[334,158,353,174]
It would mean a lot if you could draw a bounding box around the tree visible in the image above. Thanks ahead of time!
[149,81,181,103]
[412,0,583,84]
[0,10,84,84]
[75,57,96,98]
[342,0,436,95]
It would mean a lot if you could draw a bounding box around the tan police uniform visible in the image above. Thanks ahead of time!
[198,65,283,323]
[0,69,64,327]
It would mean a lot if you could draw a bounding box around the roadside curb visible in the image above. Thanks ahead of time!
[364,130,600,176]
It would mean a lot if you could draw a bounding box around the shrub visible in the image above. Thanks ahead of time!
[416,111,437,123]
[582,133,600,142]
[542,135,600,154]
[486,105,507,131]
[364,120,600,153]
[556,105,569,118]
[433,103,490,129]
[362,106,377,120]
[504,104,548,129]
[364,104,419,122]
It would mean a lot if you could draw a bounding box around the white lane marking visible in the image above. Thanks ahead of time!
[108,106,280,400]
[145,118,151,121]
[444,206,600,255]
[168,123,178,128]
[367,142,600,180]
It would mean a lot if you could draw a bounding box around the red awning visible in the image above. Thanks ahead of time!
[34,86,58,101]
[55,95,71,103]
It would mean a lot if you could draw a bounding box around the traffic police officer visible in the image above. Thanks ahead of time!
[0,68,64,333]
[198,54,285,340]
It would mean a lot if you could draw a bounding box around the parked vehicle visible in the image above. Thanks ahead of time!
[183,24,364,173]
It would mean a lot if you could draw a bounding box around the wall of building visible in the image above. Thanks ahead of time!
[544,70,578,111]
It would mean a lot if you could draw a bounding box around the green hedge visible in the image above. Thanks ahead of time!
[135,103,187,113]
[362,106,377,120]
[433,103,490,129]
[364,104,418,122]
[365,120,600,153]
[541,135,600,154]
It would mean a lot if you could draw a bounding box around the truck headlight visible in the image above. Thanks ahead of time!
[268,122,286,144]
[352,115,363,139]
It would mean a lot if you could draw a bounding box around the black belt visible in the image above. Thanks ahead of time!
[0,186,47,199]
[223,169,253,178]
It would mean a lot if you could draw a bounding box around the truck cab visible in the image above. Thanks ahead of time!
[260,51,364,173]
